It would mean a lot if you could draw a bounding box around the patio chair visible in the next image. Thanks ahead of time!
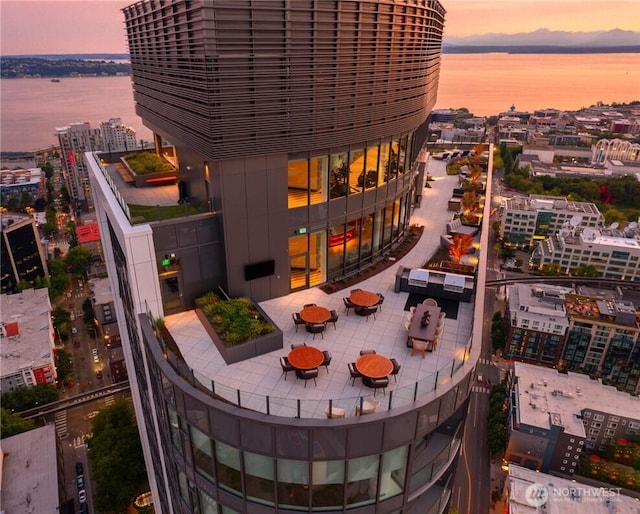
[280,356,295,380]
[324,405,346,418]
[375,293,385,311]
[343,297,356,315]
[422,298,438,307]
[363,376,388,396]
[306,322,326,340]
[350,288,362,294]
[390,358,401,383]
[347,362,363,386]
[362,305,378,321]
[291,343,307,349]
[356,398,380,415]
[303,303,317,308]
[359,349,376,356]
[328,309,340,329]
[292,312,306,332]
[411,339,428,359]
[296,367,318,388]
[321,350,332,373]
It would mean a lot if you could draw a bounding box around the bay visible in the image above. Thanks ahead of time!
[1,53,638,152]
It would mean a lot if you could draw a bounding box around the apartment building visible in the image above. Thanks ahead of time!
[505,362,640,474]
[100,117,137,153]
[500,194,604,248]
[57,122,103,211]
[85,2,481,513]
[531,226,640,281]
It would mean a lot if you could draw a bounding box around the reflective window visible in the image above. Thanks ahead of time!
[379,141,391,184]
[199,490,218,514]
[381,445,409,500]
[244,451,275,505]
[190,425,214,481]
[360,215,374,259]
[309,155,328,205]
[277,458,309,508]
[168,406,181,450]
[346,454,378,507]
[349,148,365,192]
[215,441,242,494]
[311,460,345,508]
[287,158,309,209]
[364,146,379,190]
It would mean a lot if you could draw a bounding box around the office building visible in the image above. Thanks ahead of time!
[57,122,103,211]
[85,2,487,513]
[0,215,49,294]
[500,195,603,248]
[505,362,640,474]
[0,288,56,392]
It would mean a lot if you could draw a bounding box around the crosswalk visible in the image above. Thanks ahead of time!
[104,395,114,407]
[471,385,491,394]
[55,411,68,439]
[478,358,492,365]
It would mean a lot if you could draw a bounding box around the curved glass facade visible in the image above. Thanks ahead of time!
[140,315,471,513]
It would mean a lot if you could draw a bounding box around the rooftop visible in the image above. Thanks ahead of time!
[0,288,53,378]
[164,154,481,419]
[88,277,114,306]
[513,362,640,437]
[505,194,600,215]
[506,464,640,514]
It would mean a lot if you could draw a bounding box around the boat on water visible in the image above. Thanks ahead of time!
[50,78,60,82]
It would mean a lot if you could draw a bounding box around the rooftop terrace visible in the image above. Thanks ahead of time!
[161,153,484,419]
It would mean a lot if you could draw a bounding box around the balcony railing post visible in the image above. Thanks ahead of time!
[237,389,241,407]
[266,396,270,415]
[435,370,439,390]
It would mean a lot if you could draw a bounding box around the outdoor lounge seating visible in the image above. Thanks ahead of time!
[359,305,378,321]
[280,356,295,380]
[359,349,376,356]
[306,322,326,340]
[355,398,380,416]
[291,343,307,349]
[375,293,385,311]
[363,376,388,396]
[446,218,479,237]
[347,362,363,386]
[324,405,346,418]
[328,309,340,329]
[422,298,438,307]
[343,297,356,315]
[303,303,317,308]
[390,358,401,383]
[321,350,332,373]
[292,312,306,332]
[411,339,428,358]
[296,367,318,387]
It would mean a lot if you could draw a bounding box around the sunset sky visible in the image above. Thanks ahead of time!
[1,0,639,55]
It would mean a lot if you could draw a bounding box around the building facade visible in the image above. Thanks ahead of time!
[500,195,603,248]
[57,122,103,211]
[84,2,491,513]
[0,215,49,294]
[100,117,138,153]
[122,0,446,303]
[531,227,640,281]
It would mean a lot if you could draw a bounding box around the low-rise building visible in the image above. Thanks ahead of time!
[506,362,640,474]
[531,226,640,281]
[500,194,603,248]
[504,464,639,513]
[0,168,45,205]
[0,288,56,392]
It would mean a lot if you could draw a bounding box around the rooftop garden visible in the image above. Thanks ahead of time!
[123,152,174,175]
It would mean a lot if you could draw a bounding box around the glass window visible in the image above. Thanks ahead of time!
[349,148,365,192]
[277,458,309,508]
[327,222,346,278]
[244,451,275,505]
[372,210,383,255]
[330,151,349,199]
[287,158,309,209]
[346,455,378,507]
[199,490,218,514]
[191,426,214,481]
[379,141,391,184]
[360,214,374,259]
[380,445,408,500]
[215,441,242,494]
[309,155,328,205]
[168,406,181,450]
[398,135,408,175]
[364,146,379,190]
[311,460,345,508]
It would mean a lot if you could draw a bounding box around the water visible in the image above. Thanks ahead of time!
[1,53,638,152]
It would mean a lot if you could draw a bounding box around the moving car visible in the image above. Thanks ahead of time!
[91,348,99,363]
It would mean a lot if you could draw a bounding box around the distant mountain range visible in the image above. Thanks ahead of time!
[444,29,640,52]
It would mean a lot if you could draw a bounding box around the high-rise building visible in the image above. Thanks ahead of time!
[0,214,49,294]
[86,2,476,513]
[56,122,103,211]
[100,117,138,154]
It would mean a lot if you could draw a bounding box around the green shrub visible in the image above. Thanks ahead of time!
[123,152,173,175]
[198,294,275,345]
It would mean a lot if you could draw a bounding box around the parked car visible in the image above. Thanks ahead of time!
[72,327,78,334]
[91,348,99,363]
[75,462,84,475]
[73,340,80,348]
[78,489,87,503]
[77,475,84,489]
[96,370,103,380]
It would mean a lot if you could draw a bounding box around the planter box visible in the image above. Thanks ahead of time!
[195,305,283,365]
[120,156,178,188]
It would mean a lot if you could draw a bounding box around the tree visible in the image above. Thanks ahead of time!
[573,264,599,277]
[55,349,74,386]
[0,408,36,438]
[87,399,147,513]
[65,245,92,278]
[448,233,474,264]
[1,384,60,412]
[47,257,69,300]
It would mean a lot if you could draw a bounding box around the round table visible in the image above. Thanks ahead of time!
[288,346,324,370]
[355,354,393,379]
[349,290,380,308]
[299,306,331,324]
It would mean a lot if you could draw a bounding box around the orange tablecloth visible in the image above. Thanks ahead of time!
[356,354,393,379]
[299,306,331,324]
[288,346,324,370]
[349,290,379,308]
